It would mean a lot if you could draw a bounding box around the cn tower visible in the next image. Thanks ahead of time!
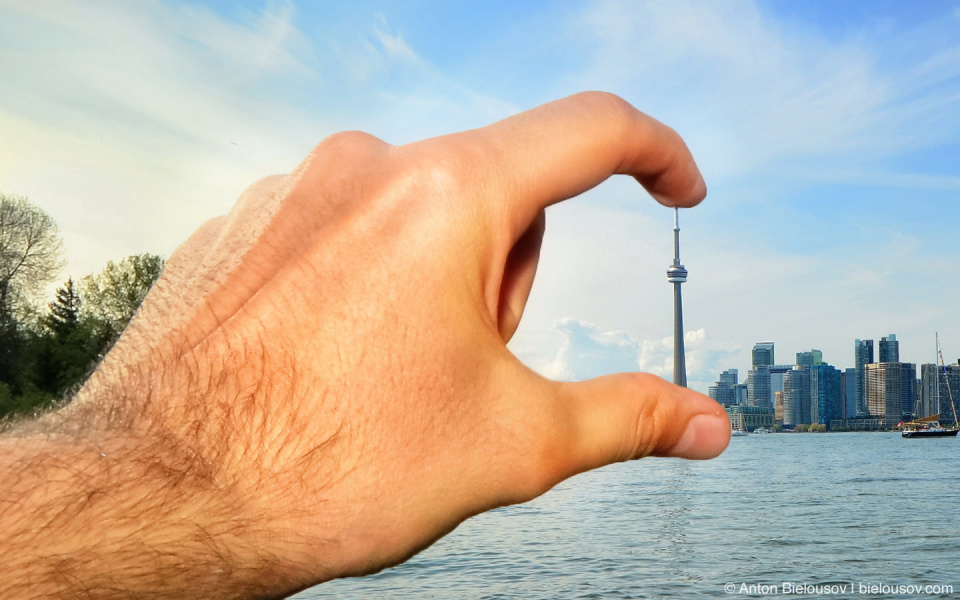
[667,207,688,387]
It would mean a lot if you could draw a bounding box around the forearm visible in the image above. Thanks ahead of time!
[0,376,313,599]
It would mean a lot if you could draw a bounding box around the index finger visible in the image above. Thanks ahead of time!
[417,91,707,239]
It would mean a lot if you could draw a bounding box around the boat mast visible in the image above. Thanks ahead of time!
[937,333,959,427]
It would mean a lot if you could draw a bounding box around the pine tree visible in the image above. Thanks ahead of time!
[47,277,81,337]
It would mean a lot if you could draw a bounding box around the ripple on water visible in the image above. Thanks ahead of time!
[296,434,960,599]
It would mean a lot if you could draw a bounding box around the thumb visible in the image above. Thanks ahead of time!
[554,372,731,477]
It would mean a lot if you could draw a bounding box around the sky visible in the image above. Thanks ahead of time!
[1,0,959,393]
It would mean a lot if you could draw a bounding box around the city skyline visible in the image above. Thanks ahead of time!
[1,1,958,394]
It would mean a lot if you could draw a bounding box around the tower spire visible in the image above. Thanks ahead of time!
[667,207,688,387]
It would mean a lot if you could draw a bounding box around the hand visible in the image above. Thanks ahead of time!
[4,92,730,599]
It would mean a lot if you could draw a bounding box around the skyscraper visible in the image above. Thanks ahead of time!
[747,342,774,408]
[667,208,687,388]
[796,350,823,367]
[783,367,810,426]
[708,369,739,406]
[752,342,775,367]
[879,334,900,363]
[854,339,874,417]
[810,364,842,427]
[865,362,910,422]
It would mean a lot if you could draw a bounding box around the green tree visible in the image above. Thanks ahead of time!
[80,253,165,338]
[34,278,112,398]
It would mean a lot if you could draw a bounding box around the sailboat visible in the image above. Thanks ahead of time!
[731,411,748,437]
[901,333,959,439]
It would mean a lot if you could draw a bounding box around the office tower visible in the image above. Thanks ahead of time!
[900,363,917,417]
[854,339,874,416]
[752,342,775,367]
[796,350,823,367]
[708,369,739,406]
[747,342,775,408]
[843,368,857,418]
[879,334,900,363]
[920,362,960,423]
[667,208,687,387]
[774,391,784,423]
[783,366,810,426]
[747,366,772,408]
[810,364,842,427]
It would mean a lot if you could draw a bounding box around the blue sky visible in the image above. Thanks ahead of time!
[1,0,959,392]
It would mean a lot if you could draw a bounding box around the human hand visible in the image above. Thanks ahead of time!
[16,92,729,599]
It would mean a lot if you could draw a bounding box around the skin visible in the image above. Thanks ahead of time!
[0,92,730,599]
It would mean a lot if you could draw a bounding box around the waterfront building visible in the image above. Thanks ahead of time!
[783,366,811,427]
[900,363,917,417]
[747,342,775,408]
[919,363,960,423]
[864,362,915,422]
[725,405,775,432]
[774,391,784,424]
[810,364,842,428]
[879,334,900,363]
[842,368,857,419]
[854,339,874,416]
[747,366,772,408]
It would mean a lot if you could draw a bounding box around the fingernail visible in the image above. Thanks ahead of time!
[668,413,731,460]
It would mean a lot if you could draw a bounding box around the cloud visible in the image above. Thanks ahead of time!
[537,318,738,393]
[564,0,960,186]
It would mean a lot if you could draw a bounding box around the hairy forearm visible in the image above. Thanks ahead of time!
[0,426,299,599]
[0,348,324,600]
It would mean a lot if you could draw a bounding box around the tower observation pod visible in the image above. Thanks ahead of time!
[667,207,688,387]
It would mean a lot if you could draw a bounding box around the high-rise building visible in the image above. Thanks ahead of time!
[810,364,842,428]
[709,369,739,406]
[900,363,917,417]
[842,368,857,419]
[855,339,874,417]
[796,350,823,367]
[783,366,810,426]
[879,334,900,363]
[919,363,960,423]
[747,342,775,409]
[747,366,772,408]
[865,362,910,421]
[753,342,775,367]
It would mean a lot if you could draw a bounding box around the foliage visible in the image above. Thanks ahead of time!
[0,193,164,420]
[80,254,165,337]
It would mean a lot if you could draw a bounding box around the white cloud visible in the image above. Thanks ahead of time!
[565,0,960,186]
[536,318,738,393]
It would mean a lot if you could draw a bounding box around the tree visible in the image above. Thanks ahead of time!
[0,194,64,322]
[80,253,165,337]
[46,277,81,336]
[34,278,112,399]
[0,194,63,391]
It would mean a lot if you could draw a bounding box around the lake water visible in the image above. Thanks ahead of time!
[295,433,960,599]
